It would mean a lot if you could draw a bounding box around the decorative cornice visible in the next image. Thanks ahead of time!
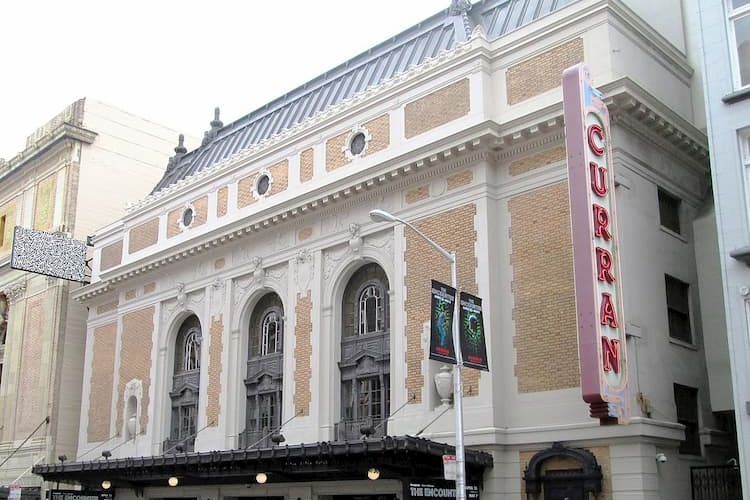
[74,133,495,303]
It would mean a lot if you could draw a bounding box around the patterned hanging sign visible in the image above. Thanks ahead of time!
[459,292,489,371]
[429,280,457,364]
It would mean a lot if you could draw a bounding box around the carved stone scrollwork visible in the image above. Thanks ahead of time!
[295,249,315,292]
[176,283,187,308]
[251,256,265,283]
[348,223,363,253]
[3,282,27,304]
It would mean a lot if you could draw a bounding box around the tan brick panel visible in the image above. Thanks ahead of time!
[300,148,314,183]
[0,199,18,257]
[96,300,119,315]
[237,174,257,208]
[34,174,56,231]
[128,218,159,253]
[206,315,223,427]
[144,282,156,294]
[364,114,390,156]
[506,38,584,105]
[404,205,479,403]
[15,293,45,438]
[510,181,579,393]
[405,79,470,139]
[326,131,350,172]
[88,323,117,442]
[298,227,313,241]
[217,186,229,217]
[405,186,430,204]
[192,196,209,227]
[100,240,123,271]
[116,306,154,434]
[519,446,611,500]
[125,289,136,301]
[214,258,226,270]
[294,291,313,416]
[447,170,474,190]
[269,160,289,195]
[510,146,566,176]
[167,208,182,238]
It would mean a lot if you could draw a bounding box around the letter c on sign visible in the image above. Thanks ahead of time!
[587,124,605,157]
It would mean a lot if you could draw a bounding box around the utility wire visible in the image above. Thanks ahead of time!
[0,416,49,470]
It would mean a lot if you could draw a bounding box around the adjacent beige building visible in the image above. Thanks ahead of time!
[0,99,192,498]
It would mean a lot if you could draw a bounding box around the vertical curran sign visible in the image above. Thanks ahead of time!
[562,64,628,424]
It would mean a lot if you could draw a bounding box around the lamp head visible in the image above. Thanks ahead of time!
[369,209,397,223]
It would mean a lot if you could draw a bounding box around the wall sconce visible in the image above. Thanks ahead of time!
[101,480,112,490]
[655,453,667,463]
[168,476,179,487]
[367,468,380,480]
[255,472,268,484]
[58,455,67,463]
[101,450,112,459]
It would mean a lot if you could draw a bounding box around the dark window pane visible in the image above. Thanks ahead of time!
[658,189,681,233]
[674,384,700,455]
[665,275,692,343]
[733,0,750,10]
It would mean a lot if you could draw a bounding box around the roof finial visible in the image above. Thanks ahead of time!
[174,133,187,156]
[211,107,223,131]
[201,131,211,146]
[449,0,471,15]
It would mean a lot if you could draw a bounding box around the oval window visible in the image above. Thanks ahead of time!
[257,174,271,196]
[350,132,366,156]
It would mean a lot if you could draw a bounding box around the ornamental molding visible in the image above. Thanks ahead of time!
[2,282,27,304]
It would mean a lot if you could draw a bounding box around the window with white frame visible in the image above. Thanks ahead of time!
[728,0,750,88]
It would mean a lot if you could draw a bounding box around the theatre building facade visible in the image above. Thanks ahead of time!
[35,0,736,498]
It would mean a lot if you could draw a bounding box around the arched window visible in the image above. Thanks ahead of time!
[337,263,390,440]
[242,293,284,448]
[183,330,201,371]
[164,315,201,453]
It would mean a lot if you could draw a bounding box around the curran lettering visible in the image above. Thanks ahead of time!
[563,63,629,424]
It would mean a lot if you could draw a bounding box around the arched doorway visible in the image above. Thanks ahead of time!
[523,442,603,500]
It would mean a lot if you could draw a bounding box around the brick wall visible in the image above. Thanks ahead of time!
[167,196,208,239]
[116,306,154,434]
[193,195,208,226]
[405,185,430,204]
[238,174,257,209]
[217,186,228,217]
[509,181,579,392]
[128,219,159,253]
[269,160,289,195]
[326,114,391,171]
[404,204,479,402]
[519,446,611,500]
[0,198,18,257]
[144,282,156,294]
[34,174,56,231]
[15,293,45,438]
[125,289,136,301]
[100,240,123,271]
[405,79,470,139]
[298,227,313,241]
[506,38,584,105]
[88,323,117,442]
[205,315,223,427]
[167,208,182,238]
[96,300,119,315]
[300,148,314,183]
[294,291,313,416]
[510,146,566,176]
[447,170,474,190]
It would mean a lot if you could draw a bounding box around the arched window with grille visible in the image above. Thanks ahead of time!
[164,315,201,453]
[241,292,284,448]
[337,263,390,440]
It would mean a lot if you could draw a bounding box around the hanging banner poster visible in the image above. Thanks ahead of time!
[459,292,489,371]
[429,280,457,364]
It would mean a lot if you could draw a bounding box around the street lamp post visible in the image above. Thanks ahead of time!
[369,209,467,500]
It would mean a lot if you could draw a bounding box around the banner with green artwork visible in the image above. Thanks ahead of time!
[459,292,489,371]
[429,280,456,364]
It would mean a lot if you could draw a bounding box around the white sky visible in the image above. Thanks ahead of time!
[0,0,449,159]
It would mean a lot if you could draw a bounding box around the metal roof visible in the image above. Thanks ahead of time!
[152,0,577,194]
